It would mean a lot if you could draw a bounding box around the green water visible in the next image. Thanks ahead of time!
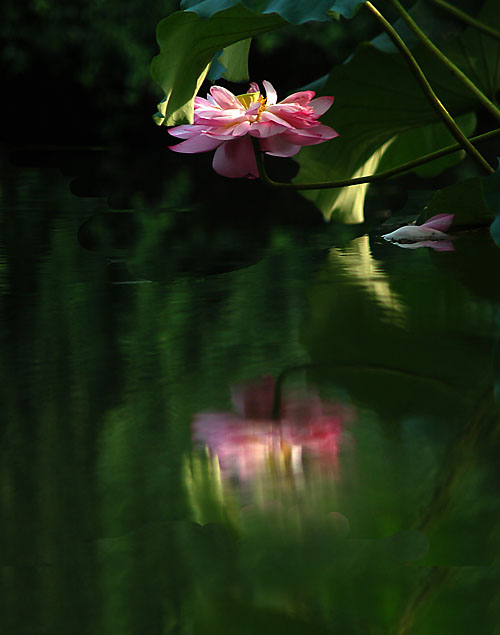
[1,153,500,634]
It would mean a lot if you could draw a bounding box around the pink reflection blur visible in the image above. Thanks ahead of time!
[192,375,354,483]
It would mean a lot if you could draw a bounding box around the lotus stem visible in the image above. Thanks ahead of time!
[252,128,500,190]
[365,1,494,174]
[426,0,500,43]
[389,0,500,124]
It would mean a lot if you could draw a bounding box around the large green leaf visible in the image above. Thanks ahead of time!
[180,0,364,22]
[439,0,500,101]
[294,0,500,222]
[219,38,252,81]
[151,7,284,126]
[377,113,476,178]
[420,177,494,227]
[490,216,500,247]
[398,162,500,229]
[371,0,484,53]
[486,162,500,246]
[207,39,253,82]
[292,43,473,222]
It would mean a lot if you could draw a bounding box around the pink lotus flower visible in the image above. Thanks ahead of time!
[169,81,338,178]
[192,376,353,483]
[382,214,455,251]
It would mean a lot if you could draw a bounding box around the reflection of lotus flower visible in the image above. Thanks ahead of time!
[169,81,338,178]
[192,376,353,483]
[382,214,455,250]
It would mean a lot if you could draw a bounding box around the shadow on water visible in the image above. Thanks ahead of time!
[1,149,500,634]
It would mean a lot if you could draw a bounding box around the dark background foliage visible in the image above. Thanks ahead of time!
[0,0,379,147]
[3,0,497,228]
[0,0,382,233]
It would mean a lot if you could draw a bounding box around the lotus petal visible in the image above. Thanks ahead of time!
[382,225,450,243]
[420,213,454,232]
[212,137,258,178]
[167,80,337,178]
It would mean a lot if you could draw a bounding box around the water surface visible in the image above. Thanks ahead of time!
[1,152,499,634]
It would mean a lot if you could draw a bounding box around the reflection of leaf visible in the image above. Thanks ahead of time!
[328,235,407,321]
[302,236,496,419]
[151,8,284,126]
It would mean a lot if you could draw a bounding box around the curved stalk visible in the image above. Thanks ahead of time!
[395,568,452,635]
[271,361,466,419]
[389,0,500,124]
[426,0,500,43]
[396,387,496,634]
[251,128,500,191]
[365,1,493,174]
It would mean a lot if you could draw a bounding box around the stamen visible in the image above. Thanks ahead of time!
[257,96,267,117]
[236,92,260,109]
